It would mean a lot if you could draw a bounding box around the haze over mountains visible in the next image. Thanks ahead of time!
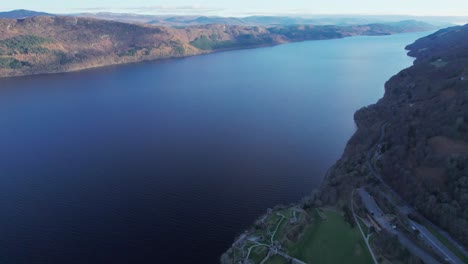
[69,13,461,27]
[0,9,466,27]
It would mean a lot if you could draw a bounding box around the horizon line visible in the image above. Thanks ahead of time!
[1,9,468,18]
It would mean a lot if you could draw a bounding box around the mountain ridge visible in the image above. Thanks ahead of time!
[0,9,54,19]
[1,9,463,26]
[0,16,438,78]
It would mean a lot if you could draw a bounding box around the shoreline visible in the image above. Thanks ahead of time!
[0,31,435,80]
[0,38,334,80]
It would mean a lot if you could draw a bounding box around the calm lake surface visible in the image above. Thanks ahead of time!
[0,32,429,264]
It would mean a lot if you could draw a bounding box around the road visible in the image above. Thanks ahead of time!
[351,190,378,264]
[366,123,468,263]
[271,213,286,244]
[409,220,466,264]
[358,188,440,264]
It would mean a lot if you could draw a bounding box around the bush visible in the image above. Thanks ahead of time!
[0,57,30,69]
[0,35,51,55]
[190,35,214,50]
[190,34,269,51]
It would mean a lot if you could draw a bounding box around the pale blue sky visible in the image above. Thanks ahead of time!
[2,0,468,16]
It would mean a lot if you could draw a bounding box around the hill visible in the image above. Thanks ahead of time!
[0,16,437,78]
[320,24,468,249]
[0,9,53,19]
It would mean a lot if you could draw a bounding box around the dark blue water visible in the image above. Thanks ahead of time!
[0,32,428,264]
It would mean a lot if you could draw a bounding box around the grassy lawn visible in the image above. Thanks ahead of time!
[288,209,373,264]
[424,224,468,263]
[250,246,268,263]
[274,217,289,240]
[265,255,288,264]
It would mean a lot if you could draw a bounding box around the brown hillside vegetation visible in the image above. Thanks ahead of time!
[0,16,437,78]
[429,136,468,156]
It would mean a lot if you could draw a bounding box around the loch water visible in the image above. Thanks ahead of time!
[0,32,429,263]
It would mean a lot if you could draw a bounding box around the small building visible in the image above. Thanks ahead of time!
[460,76,465,81]
[247,236,260,242]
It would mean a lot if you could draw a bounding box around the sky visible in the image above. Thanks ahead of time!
[1,0,468,17]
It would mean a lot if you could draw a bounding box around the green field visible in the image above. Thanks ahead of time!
[266,255,288,264]
[250,246,269,263]
[287,209,373,264]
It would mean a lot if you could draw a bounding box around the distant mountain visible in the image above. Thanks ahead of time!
[144,16,248,26]
[74,12,461,27]
[0,9,53,19]
[73,12,164,24]
[0,10,464,26]
[364,20,442,35]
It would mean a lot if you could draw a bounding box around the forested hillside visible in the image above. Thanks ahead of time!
[0,16,436,78]
[321,24,468,247]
